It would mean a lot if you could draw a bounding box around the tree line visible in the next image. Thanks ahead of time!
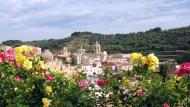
[2,26,190,54]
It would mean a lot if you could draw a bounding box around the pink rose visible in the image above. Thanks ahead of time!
[176,62,190,76]
[163,102,170,107]
[15,63,21,68]
[180,62,190,74]
[137,91,144,96]
[16,76,21,81]
[7,49,14,55]
[176,69,185,77]
[78,80,89,89]
[45,74,53,82]
[8,56,15,63]
[0,53,7,60]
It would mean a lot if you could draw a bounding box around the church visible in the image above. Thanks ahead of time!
[73,41,108,66]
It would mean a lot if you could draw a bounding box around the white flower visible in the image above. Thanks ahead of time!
[14,87,18,91]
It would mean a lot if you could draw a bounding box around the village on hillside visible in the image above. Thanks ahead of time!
[0,41,177,79]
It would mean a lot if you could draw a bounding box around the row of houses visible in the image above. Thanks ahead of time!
[0,44,178,79]
[52,42,133,80]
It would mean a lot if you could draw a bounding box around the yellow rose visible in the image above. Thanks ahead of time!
[123,79,131,87]
[140,56,147,65]
[20,45,31,52]
[130,53,142,62]
[15,55,26,64]
[130,53,137,62]
[147,53,159,66]
[15,45,33,55]
[38,61,45,69]
[42,98,52,107]
[45,86,52,95]
[148,65,156,71]
[22,59,32,70]
[14,47,23,55]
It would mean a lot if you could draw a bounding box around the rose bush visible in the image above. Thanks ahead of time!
[0,45,95,107]
[0,46,189,106]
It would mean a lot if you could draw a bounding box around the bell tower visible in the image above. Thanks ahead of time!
[61,47,68,55]
[94,41,101,54]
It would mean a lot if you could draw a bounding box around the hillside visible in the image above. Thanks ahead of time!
[1,26,190,61]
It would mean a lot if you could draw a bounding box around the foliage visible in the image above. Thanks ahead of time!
[1,40,23,47]
[177,51,190,63]
[0,46,189,106]
[2,26,190,57]
[0,45,95,107]
[93,53,189,106]
[62,58,69,64]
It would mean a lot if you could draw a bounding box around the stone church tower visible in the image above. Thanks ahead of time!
[61,47,68,55]
[94,41,101,54]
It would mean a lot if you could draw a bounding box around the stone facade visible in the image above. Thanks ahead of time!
[73,41,108,66]
[56,47,72,62]
[105,54,133,71]
[94,41,101,54]
[0,45,12,51]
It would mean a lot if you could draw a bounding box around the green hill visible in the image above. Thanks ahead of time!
[1,26,190,61]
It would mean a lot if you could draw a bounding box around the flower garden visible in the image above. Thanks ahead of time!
[0,45,189,107]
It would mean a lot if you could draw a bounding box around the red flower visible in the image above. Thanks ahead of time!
[38,69,44,73]
[45,74,53,82]
[8,56,15,63]
[163,102,170,107]
[97,79,104,87]
[137,91,144,96]
[176,62,190,76]
[176,69,185,77]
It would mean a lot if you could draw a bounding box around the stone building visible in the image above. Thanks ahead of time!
[73,41,108,65]
[94,41,101,54]
[56,47,72,63]
[60,47,71,57]
[0,45,12,51]
[105,53,133,71]
[73,53,82,65]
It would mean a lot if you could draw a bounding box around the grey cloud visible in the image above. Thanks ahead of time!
[0,0,190,42]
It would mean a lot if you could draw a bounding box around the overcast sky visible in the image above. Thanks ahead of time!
[0,0,190,42]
